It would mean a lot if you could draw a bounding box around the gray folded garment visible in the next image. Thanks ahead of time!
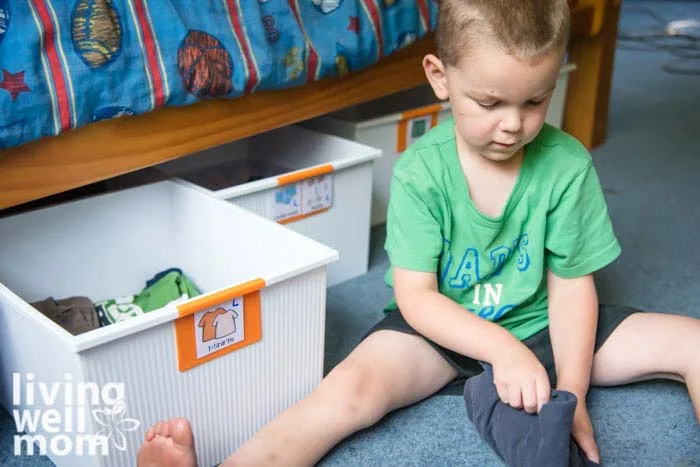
[31,296,100,336]
[464,364,599,467]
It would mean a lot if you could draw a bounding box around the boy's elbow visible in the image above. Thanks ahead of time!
[393,267,438,319]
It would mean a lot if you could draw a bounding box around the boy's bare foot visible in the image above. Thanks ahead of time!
[137,418,197,467]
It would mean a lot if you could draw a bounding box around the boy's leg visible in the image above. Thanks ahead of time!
[137,326,459,467]
[590,311,700,422]
[223,329,459,466]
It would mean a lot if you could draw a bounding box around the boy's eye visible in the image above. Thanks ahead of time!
[477,101,498,109]
[526,99,546,106]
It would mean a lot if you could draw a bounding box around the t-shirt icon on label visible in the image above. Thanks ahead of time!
[198,307,239,342]
[194,298,245,359]
[301,174,333,214]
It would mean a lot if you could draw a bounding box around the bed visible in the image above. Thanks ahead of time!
[0,0,620,211]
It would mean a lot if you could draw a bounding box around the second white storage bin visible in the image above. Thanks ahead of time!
[157,126,382,287]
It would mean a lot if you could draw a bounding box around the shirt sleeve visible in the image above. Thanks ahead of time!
[384,158,444,273]
[545,161,621,278]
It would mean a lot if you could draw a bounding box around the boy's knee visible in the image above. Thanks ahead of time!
[680,320,700,373]
[682,343,700,377]
[318,358,391,426]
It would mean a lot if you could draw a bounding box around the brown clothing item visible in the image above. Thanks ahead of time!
[31,296,100,335]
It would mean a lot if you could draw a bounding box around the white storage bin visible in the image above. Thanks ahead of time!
[0,180,337,467]
[157,125,382,287]
[303,63,576,226]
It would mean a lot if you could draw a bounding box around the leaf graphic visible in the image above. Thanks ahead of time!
[92,408,112,428]
[93,400,141,452]
[95,427,112,440]
[116,418,140,432]
[111,400,126,421]
[113,429,128,451]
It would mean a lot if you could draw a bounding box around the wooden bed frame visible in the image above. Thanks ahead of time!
[0,0,619,212]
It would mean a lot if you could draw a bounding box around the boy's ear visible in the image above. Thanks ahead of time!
[423,54,449,101]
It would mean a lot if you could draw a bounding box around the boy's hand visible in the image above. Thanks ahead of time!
[491,343,550,414]
[571,399,600,463]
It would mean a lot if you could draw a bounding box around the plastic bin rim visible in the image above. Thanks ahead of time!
[169,152,380,199]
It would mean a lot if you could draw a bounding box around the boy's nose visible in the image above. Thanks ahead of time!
[499,109,522,133]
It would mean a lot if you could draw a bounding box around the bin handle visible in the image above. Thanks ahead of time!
[277,163,334,187]
[177,278,266,317]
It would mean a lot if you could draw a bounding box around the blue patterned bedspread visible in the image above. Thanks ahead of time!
[0,0,436,149]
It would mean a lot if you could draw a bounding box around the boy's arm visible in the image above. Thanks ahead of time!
[547,270,601,462]
[547,270,598,396]
[394,266,551,412]
[394,267,522,362]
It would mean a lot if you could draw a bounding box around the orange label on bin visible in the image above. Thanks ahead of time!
[396,104,442,153]
[175,279,265,372]
[272,172,333,225]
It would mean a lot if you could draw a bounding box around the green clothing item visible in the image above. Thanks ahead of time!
[95,268,202,326]
[384,119,621,341]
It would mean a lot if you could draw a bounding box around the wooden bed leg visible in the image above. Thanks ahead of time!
[563,0,621,149]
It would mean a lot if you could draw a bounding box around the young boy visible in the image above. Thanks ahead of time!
[137,1,700,465]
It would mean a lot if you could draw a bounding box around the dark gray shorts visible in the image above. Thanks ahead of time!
[364,304,641,395]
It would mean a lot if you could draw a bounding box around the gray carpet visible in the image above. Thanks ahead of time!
[2,1,700,465]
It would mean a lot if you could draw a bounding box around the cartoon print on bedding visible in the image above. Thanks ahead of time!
[284,47,304,80]
[312,0,342,14]
[177,30,234,98]
[262,15,280,43]
[348,15,359,33]
[0,0,9,45]
[0,69,31,101]
[90,106,136,123]
[72,0,123,69]
[334,42,352,76]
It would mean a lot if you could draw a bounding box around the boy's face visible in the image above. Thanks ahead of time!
[424,42,564,163]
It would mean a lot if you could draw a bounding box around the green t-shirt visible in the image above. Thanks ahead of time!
[384,118,621,341]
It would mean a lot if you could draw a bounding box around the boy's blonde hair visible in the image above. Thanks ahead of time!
[435,0,571,65]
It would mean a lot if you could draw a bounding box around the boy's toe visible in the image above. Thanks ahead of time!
[169,418,195,449]
[137,418,197,467]
[145,423,158,441]
[160,420,172,438]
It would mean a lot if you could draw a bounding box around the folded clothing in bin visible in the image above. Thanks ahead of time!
[30,296,100,336]
[95,268,201,326]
